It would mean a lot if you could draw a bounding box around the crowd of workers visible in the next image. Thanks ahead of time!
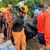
[0,2,50,50]
[0,3,28,50]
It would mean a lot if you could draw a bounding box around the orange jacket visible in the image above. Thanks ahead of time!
[4,7,13,31]
[37,12,50,46]
[37,12,47,33]
[5,7,12,22]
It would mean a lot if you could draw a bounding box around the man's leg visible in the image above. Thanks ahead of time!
[12,31,21,50]
[21,29,26,50]
[38,33,45,50]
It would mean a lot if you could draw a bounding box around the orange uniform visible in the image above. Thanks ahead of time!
[4,7,13,39]
[12,13,26,50]
[5,7,13,28]
[37,11,50,46]
[12,28,26,50]
[5,7,12,23]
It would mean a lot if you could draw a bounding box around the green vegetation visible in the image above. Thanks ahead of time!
[0,0,20,7]
[25,0,41,17]
[0,0,41,17]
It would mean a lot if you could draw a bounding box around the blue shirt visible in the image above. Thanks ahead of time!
[24,15,27,21]
[34,9,42,15]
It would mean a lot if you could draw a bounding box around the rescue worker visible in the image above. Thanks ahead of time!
[5,4,13,22]
[0,8,5,44]
[37,5,50,50]
[0,7,16,50]
[12,8,26,50]
[19,4,28,21]
[33,4,44,40]
[34,4,44,17]
[0,8,8,50]
[4,4,13,39]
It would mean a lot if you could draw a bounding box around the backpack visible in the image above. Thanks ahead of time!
[24,22,37,40]
[24,16,37,40]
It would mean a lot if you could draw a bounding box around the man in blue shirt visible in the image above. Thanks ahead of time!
[34,4,44,16]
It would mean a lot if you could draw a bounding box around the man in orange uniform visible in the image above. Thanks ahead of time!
[19,4,28,21]
[12,8,26,50]
[4,4,13,39]
[37,5,50,50]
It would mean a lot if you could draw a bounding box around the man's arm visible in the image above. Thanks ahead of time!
[45,16,50,46]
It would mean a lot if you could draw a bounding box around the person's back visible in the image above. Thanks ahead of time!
[37,11,50,50]
[37,12,49,33]
[5,7,12,22]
